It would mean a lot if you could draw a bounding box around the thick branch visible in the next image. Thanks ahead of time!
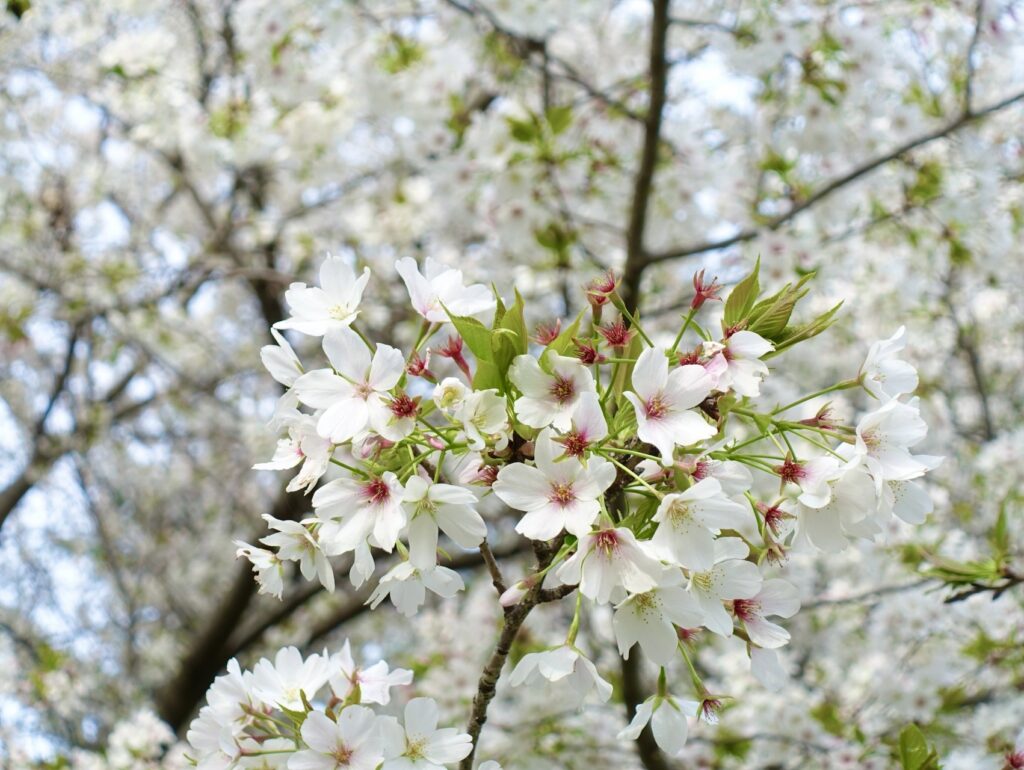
[619,0,672,314]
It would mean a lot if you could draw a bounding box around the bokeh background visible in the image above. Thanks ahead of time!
[1,1,1022,768]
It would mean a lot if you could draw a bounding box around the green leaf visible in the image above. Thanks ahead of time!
[447,313,494,363]
[766,301,843,357]
[545,105,573,135]
[898,724,941,770]
[723,257,761,327]
[747,273,814,341]
[507,115,540,143]
[545,308,585,357]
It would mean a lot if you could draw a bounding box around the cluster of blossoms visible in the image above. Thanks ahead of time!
[187,641,503,770]
[223,254,939,763]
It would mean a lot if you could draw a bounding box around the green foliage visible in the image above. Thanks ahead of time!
[723,257,761,327]
[379,34,425,74]
[897,724,942,770]
[6,0,30,19]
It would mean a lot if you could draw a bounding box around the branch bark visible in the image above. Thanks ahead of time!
[619,0,672,314]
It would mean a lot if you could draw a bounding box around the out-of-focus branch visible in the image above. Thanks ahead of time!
[644,87,1024,268]
[619,0,672,314]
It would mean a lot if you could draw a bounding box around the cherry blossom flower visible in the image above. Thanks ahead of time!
[379,697,473,769]
[624,346,716,465]
[250,646,331,711]
[453,388,510,450]
[749,647,788,691]
[313,472,406,555]
[234,541,285,599]
[276,255,371,337]
[254,416,332,493]
[402,475,486,569]
[261,328,303,387]
[649,478,749,571]
[556,527,664,604]
[508,646,612,706]
[618,694,700,757]
[260,514,335,593]
[860,326,918,400]
[291,708,382,770]
[796,457,878,552]
[856,398,933,482]
[367,562,464,617]
[492,428,616,541]
[508,350,595,431]
[556,390,607,459]
[329,640,412,706]
[613,568,703,665]
[687,538,763,636]
[714,330,775,397]
[732,579,800,648]
[395,256,495,322]
[293,327,405,444]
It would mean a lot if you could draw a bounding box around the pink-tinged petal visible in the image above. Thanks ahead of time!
[665,364,714,409]
[757,579,800,618]
[744,616,791,649]
[712,560,762,599]
[323,327,371,380]
[573,391,608,441]
[319,255,356,297]
[727,330,774,359]
[663,410,716,446]
[659,586,703,629]
[299,711,339,754]
[697,592,734,636]
[407,514,439,570]
[403,697,439,740]
[317,398,369,443]
[294,368,351,409]
[515,505,570,541]
[492,464,552,511]
[369,344,405,391]
[889,480,932,524]
[801,506,848,552]
[631,347,668,401]
[651,702,690,757]
[508,355,550,398]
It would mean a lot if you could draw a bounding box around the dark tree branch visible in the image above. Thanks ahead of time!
[619,0,672,314]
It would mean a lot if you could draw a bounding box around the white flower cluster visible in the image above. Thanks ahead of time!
[232,255,939,761]
[187,641,502,770]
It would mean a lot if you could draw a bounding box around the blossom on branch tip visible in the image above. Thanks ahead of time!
[275,254,370,337]
[396,256,495,323]
[624,346,716,465]
[509,350,595,431]
[492,428,615,541]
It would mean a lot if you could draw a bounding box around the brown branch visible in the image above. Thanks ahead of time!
[619,0,672,314]
[458,539,564,770]
[964,0,985,114]
[645,87,1024,267]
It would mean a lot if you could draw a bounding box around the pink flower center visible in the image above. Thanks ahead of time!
[389,394,419,419]
[363,478,391,505]
[732,598,761,622]
[593,529,619,555]
[548,481,576,507]
[774,458,806,484]
[549,374,576,404]
[692,460,710,480]
[561,432,588,458]
[644,393,670,420]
